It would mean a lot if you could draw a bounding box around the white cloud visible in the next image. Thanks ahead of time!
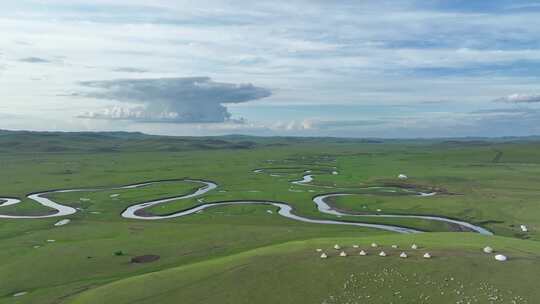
[494,93,540,103]
[111,67,149,73]
[77,77,271,123]
[2,1,540,136]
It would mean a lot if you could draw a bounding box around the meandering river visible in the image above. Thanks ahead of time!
[0,171,492,235]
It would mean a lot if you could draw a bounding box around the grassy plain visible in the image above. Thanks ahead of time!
[0,131,539,303]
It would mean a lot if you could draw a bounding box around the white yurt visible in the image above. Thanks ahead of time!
[398,174,408,180]
[340,251,348,257]
[359,250,367,256]
[411,244,418,250]
[320,253,328,259]
[371,243,378,248]
[399,252,408,258]
[353,244,359,248]
[483,246,493,254]
[391,244,398,249]
[520,225,528,232]
[494,254,507,262]
[334,244,341,250]
[423,252,432,259]
[316,248,323,252]
[379,251,387,257]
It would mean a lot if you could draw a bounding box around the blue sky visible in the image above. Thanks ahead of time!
[0,0,539,137]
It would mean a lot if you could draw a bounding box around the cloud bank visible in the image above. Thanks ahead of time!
[494,93,540,103]
[78,77,271,123]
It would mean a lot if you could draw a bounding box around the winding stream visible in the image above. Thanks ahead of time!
[313,194,492,235]
[0,181,174,219]
[0,170,492,235]
[121,180,419,233]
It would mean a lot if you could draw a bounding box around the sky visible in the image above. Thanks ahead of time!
[1,0,540,138]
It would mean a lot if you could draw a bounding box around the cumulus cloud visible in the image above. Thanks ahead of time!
[19,57,51,63]
[494,93,540,103]
[77,77,271,123]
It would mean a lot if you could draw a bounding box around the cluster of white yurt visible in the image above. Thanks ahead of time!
[317,243,510,263]
[317,243,432,260]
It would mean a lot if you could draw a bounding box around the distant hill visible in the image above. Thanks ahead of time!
[0,130,388,153]
[0,129,538,153]
[0,130,259,153]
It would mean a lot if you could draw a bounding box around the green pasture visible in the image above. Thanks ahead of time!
[0,133,539,303]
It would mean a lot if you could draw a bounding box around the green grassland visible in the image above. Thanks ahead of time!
[0,131,539,303]
[69,234,540,304]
